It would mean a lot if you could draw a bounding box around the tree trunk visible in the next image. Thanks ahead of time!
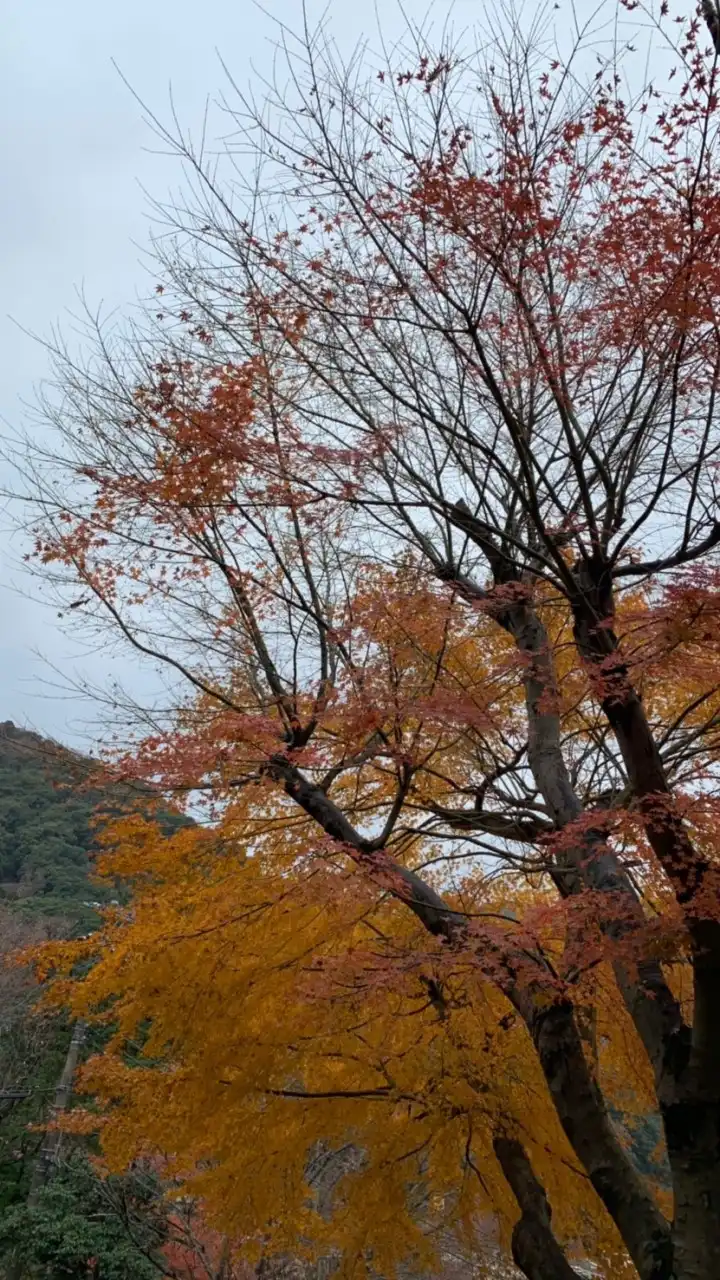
[493,1137,582,1280]
[666,1097,720,1280]
[570,556,720,1279]
[519,997,672,1280]
[503,596,689,1095]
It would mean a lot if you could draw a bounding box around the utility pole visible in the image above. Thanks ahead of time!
[28,1019,86,1204]
[5,1020,87,1280]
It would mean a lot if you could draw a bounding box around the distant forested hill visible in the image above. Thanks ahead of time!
[0,720,114,932]
[0,720,185,933]
[0,722,191,1275]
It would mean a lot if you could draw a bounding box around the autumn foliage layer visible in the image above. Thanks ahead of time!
[18,3,720,1278]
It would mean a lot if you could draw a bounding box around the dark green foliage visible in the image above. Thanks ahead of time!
[0,1153,168,1278]
[0,722,116,931]
[0,722,191,1276]
[0,1008,73,1214]
[0,721,187,931]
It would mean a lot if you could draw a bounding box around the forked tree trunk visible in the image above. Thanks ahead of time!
[493,1138,581,1280]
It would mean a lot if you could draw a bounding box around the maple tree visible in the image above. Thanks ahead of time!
[16,1,720,1277]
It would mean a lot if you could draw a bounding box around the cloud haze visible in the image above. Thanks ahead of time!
[0,0,482,748]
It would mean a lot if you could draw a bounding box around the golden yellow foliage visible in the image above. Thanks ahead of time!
[32,790,655,1279]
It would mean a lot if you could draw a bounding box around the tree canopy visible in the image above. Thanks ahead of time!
[19,3,720,1279]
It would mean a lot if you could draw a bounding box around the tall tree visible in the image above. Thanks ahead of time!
[18,2,720,1277]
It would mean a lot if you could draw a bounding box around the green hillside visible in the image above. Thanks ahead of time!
[0,722,185,1276]
[0,720,139,1209]
[0,720,184,933]
[0,720,119,929]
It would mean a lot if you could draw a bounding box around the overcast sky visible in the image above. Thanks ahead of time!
[2,0,648,749]
[0,0,472,747]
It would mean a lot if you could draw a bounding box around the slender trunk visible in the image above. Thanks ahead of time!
[664,994,720,1277]
[513,994,672,1280]
[4,1020,87,1280]
[503,598,689,1095]
[28,1018,86,1203]
[571,554,720,1276]
[493,1137,582,1280]
[666,1097,720,1280]
[215,1236,232,1280]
